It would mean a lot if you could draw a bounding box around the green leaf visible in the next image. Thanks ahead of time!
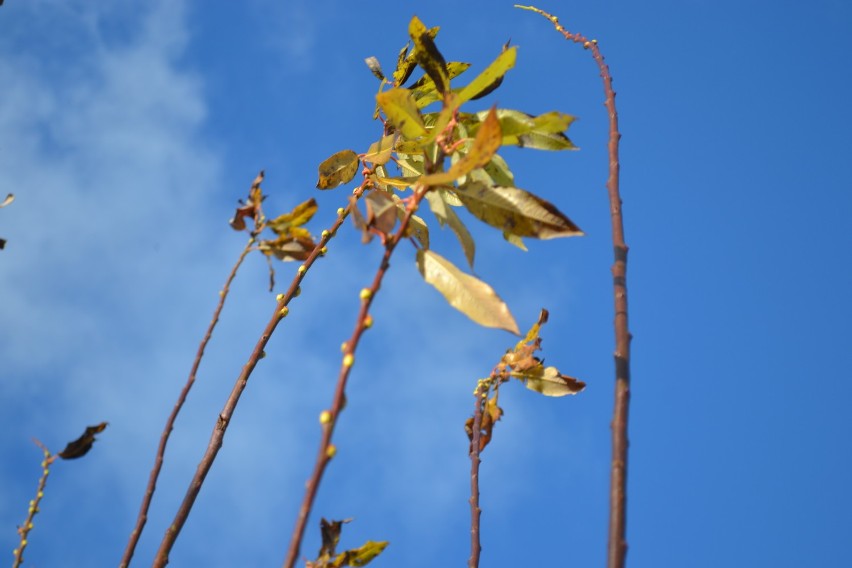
[376,88,427,140]
[317,150,360,190]
[425,190,475,267]
[416,249,519,334]
[331,540,390,567]
[392,42,416,86]
[454,182,584,239]
[364,134,396,165]
[409,16,450,96]
[519,365,586,397]
[457,46,517,104]
[420,106,502,187]
[411,61,472,108]
[470,109,577,150]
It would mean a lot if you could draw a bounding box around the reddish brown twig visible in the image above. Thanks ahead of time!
[282,183,430,568]
[13,440,55,568]
[151,183,367,568]
[468,381,489,568]
[120,242,253,568]
[516,6,633,568]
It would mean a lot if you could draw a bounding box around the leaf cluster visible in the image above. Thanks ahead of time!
[306,518,388,568]
[316,16,584,334]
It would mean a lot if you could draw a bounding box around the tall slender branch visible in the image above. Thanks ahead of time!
[120,242,253,568]
[13,441,54,568]
[151,185,366,568]
[281,184,431,568]
[516,7,633,568]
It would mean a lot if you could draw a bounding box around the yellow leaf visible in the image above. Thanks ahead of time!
[364,134,395,165]
[317,150,360,190]
[409,16,449,95]
[456,46,517,104]
[417,249,519,334]
[375,88,427,140]
[521,365,586,397]
[425,190,475,267]
[454,182,584,239]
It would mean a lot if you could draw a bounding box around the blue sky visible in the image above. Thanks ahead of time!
[2,1,851,567]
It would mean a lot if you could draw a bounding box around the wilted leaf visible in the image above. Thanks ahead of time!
[363,134,395,166]
[376,88,427,140]
[0,193,13,208]
[420,106,502,187]
[454,182,583,239]
[317,150,360,190]
[425,190,475,267]
[457,45,517,104]
[409,16,449,96]
[466,394,504,452]
[416,249,519,334]
[229,171,265,231]
[58,422,108,460]
[364,56,385,80]
[520,365,586,397]
[365,190,397,236]
[258,234,316,262]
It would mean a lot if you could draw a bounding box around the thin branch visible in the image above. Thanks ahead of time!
[13,440,55,568]
[516,6,633,568]
[282,184,431,568]
[151,185,366,568]
[468,382,487,568]
[119,242,254,568]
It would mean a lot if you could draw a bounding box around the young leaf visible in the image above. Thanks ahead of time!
[454,182,584,239]
[519,365,586,397]
[317,150,360,190]
[457,46,517,104]
[425,190,475,268]
[409,16,450,96]
[420,106,503,186]
[375,88,428,140]
[416,249,519,334]
[392,42,415,86]
[364,56,385,80]
[58,422,108,460]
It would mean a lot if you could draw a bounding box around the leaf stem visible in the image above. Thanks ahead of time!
[517,6,633,568]
[281,184,431,568]
[150,185,365,568]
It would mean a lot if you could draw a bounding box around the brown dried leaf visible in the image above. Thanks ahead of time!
[58,422,108,460]
[317,150,359,190]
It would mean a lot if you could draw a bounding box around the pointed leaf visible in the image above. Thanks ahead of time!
[317,150,360,190]
[457,46,517,104]
[331,540,389,567]
[420,107,502,186]
[411,61,472,108]
[417,249,519,334]
[454,182,583,239]
[376,88,427,140]
[0,193,14,208]
[521,365,586,397]
[409,16,449,95]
